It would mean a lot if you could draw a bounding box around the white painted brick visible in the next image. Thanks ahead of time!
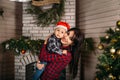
[67,20,75,23]
[20,73,26,76]
[39,30,50,33]
[43,27,54,30]
[30,30,39,34]
[15,76,23,80]
[23,16,34,20]
[15,73,20,76]
[70,1,75,5]
[65,13,75,16]
[15,69,18,73]
[29,53,37,62]
[30,20,36,23]
[38,36,45,39]
[20,58,26,66]
[70,9,75,12]
[70,16,75,19]
[22,20,31,23]
[24,56,29,65]
[32,27,43,30]
[21,66,25,69]
[66,0,74,1]
[65,5,75,9]
[23,23,29,26]
[27,24,37,27]
[43,33,50,37]
[15,62,22,66]
[27,54,32,63]
[15,65,19,69]
[32,33,43,37]
[30,37,37,40]
[65,2,70,5]
[22,33,31,37]
[15,59,20,62]
[15,55,22,59]
[23,14,32,17]
[18,69,25,73]
[69,24,75,27]
[64,16,71,19]
[23,3,29,7]
[34,54,39,61]
[49,30,54,33]
[22,30,29,33]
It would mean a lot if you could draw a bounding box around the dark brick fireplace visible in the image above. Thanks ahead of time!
[15,52,38,80]
[15,52,66,80]
[26,62,36,80]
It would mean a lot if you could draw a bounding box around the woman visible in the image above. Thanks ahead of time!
[37,28,84,80]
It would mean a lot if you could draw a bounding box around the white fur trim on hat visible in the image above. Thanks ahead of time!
[55,25,67,31]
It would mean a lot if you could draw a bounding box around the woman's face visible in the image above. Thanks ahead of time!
[61,30,74,46]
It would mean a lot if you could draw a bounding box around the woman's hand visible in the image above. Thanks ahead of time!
[44,35,51,44]
[36,61,45,70]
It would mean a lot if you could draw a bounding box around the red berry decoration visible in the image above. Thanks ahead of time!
[21,50,26,54]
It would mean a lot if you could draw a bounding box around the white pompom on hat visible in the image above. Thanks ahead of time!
[55,21,70,31]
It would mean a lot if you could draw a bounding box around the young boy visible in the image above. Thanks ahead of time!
[32,21,70,80]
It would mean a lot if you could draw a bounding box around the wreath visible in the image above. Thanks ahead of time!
[26,0,65,27]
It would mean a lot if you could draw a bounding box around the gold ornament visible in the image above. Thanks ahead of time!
[109,73,116,80]
[111,39,117,43]
[105,35,109,39]
[117,20,120,27]
[110,47,116,54]
[109,73,113,78]
[106,65,112,71]
[111,54,116,59]
[107,67,110,71]
[119,75,120,79]
[113,77,116,80]
[115,27,120,31]
[95,78,99,80]
[116,50,120,55]
[98,43,104,50]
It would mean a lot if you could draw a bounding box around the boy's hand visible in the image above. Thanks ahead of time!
[36,62,45,70]
[37,60,40,63]
[62,50,67,55]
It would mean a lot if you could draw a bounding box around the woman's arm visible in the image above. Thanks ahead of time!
[39,44,71,62]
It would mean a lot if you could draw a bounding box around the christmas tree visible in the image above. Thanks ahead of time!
[96,20,120,80]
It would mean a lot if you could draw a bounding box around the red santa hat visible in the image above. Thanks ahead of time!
[55,21,70,31]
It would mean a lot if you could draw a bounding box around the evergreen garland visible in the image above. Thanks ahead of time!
[26,0,65,27]
[1,36,44,55]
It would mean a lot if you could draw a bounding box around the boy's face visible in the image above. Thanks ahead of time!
[54,28,66,39]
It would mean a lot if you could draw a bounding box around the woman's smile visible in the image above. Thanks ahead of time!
[61,37,67,42]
